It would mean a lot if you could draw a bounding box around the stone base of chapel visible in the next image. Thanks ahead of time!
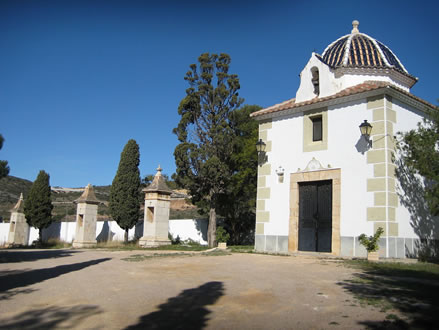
[139,237,171,248]
[72,240,97,248]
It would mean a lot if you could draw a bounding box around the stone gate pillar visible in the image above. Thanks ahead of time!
[7,193,29,246]
[139,166,172,247]
[72,184,100,248]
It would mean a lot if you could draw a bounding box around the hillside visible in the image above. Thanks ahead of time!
[0,176,199,222]
[0,175,112,222]
[0,176,33,221]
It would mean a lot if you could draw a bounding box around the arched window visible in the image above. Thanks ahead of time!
[311,67,319,96]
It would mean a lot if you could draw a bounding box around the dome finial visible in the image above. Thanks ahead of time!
[352,20,359,34]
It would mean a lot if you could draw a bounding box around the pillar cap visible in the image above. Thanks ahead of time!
[142,165,173,195]
[74,184,101,205]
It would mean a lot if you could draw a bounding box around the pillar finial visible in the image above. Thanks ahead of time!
[11,192,25,212]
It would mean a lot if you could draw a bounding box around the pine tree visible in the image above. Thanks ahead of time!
[109,139,141,243]
[24,170,53,243]
[173,53,243,247]
[218,105,260,244]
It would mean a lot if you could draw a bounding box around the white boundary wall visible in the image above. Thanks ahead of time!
[0,219,208,246]
[0,223,9,245]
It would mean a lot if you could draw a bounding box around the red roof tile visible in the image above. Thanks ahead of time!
[251,81,438,118]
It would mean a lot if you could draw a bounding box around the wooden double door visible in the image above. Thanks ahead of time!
[298,180,332,252]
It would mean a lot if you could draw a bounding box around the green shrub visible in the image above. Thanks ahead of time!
[182,238,200,246]
[359,227,384,252]
[216,226,230,243]
[168,232,181,245]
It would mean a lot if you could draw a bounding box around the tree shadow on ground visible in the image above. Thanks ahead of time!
[395,154,439,261]
[125,281,224,330]
[0,258,111,300]
[0,249,81,263]
[338,263,439,329]
[0,304,102,329]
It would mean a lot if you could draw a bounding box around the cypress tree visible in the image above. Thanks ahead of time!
[24,170,53,243]
[109,139,141,243]
[0,134,10,179]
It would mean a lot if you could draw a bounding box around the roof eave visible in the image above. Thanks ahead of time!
[251,86,438,121]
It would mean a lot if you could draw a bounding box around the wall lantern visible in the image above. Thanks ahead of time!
[359,120,373,147]
[256,139,266,154]
[256,139,267,166]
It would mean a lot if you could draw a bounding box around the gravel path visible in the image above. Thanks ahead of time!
[0,249,396,329]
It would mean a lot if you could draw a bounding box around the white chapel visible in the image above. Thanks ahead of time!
[251,21,438,258]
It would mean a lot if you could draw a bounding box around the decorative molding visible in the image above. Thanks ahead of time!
[297,157,334,173]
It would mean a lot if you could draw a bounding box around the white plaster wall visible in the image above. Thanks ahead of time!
[296,54,340,102]
[61,222,77,242]
[0,223,9,245]
[265,98,374,237]
[105,222,138,241]
[329,99,375,237]
[392,99,429,239]
[264,111,302,236]
[0,219,207,246]
[295,54,410,104]
[169,219,208,245]
[29,227,39,243]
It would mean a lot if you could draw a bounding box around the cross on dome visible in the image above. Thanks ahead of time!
[351,20,359,33]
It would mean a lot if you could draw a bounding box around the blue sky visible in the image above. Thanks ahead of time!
[1,0,438,187]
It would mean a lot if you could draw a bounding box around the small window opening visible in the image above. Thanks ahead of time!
[78,214,84,227]
[147,207,154,223]
[311,67,320,96]
[10,221,16,232]
[312,116,323,142]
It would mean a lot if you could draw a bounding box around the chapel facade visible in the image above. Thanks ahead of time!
[251,21,438,258]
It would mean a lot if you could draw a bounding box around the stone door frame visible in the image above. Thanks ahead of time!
[289,168,341,255]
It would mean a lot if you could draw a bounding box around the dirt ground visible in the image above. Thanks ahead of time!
[0,249,403,329]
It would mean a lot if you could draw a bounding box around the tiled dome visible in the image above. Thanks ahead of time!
[321,21,409,76]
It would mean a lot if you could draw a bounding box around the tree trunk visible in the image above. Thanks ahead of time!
[38,228,42,245]
[208,207,217,248]
[124,229,129,243]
